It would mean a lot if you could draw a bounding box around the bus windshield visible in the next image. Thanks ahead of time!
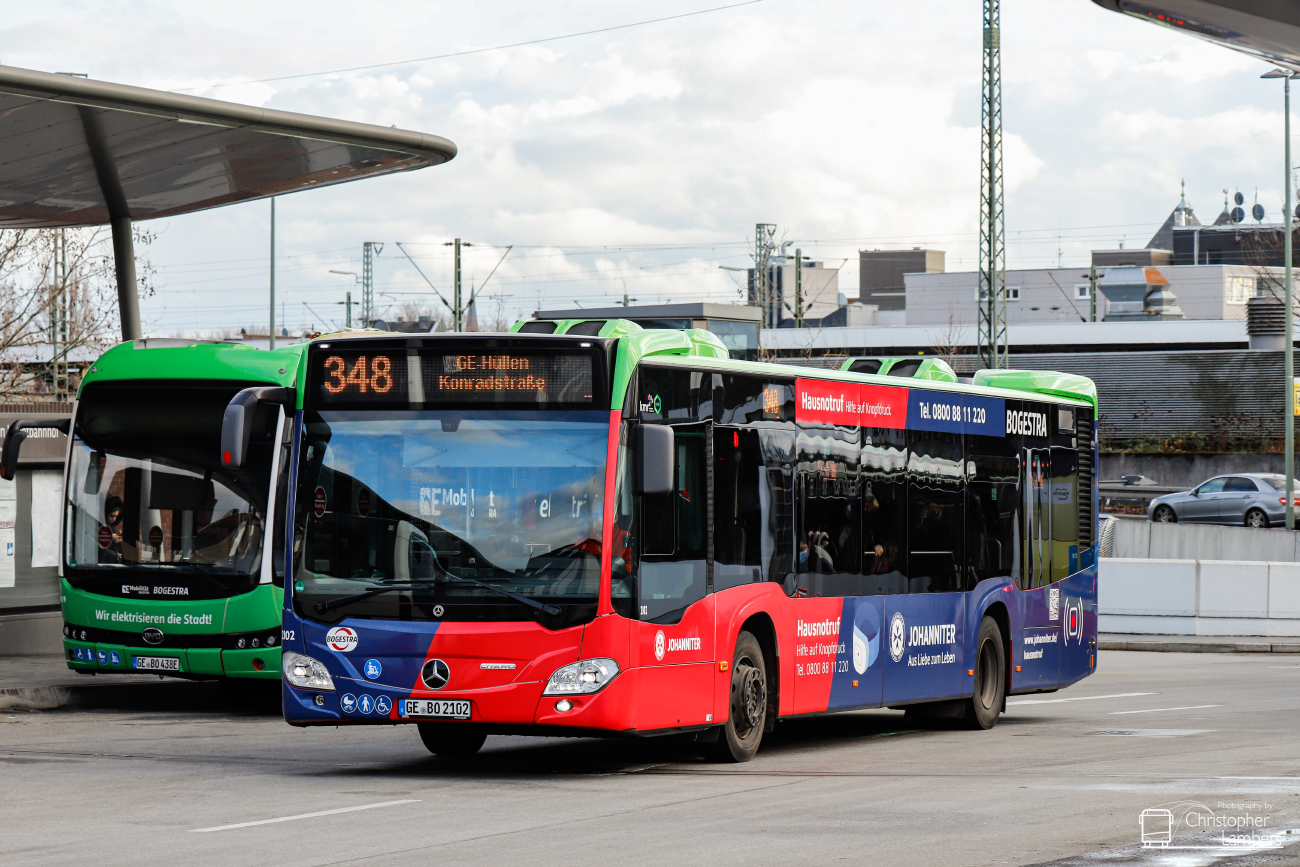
[64,382,282,599]
[293,410,608,625]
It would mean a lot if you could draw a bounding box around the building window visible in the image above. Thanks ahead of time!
[974,286,1021,301]
[1225,276,1254,304]
[1074,284,1090,299]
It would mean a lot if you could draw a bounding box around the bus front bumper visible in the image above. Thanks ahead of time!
[64,638,280,679]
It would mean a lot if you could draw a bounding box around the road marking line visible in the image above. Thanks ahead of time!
[190,800,420,832]
[1109,704,1222,715]
[1009,692,1155,706]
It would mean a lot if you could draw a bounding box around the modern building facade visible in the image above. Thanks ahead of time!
[902,263,1273,327]
[858,248,945,311]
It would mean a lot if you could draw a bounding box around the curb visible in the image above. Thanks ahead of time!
[0,687,71,711]
[1100,637,1300,653]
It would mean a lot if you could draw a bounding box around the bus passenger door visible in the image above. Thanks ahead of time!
[631,422,716,732]
[1019,447,1060,687]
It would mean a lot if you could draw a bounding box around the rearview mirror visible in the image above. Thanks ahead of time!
[220,387,294,469]
[636,425,675,495]
[0,418,70,481]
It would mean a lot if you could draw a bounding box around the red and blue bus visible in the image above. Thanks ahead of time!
[234,320,1097,761]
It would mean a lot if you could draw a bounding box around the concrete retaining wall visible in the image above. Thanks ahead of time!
[1100,558,1300,636]
[1111,519,1300,562]
[1100,453,1289,490]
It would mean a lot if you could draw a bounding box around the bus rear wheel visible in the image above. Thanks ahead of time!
[702,631,767,763]
[964,616,1006,730]
[417,722,487,758]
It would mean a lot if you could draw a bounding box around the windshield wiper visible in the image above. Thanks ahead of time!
[313,582,441,613]
[312,575,561,616]
[439,575,561,616]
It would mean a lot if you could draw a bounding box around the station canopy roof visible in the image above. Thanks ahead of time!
[1091,1,1300,72]
[0,65,457,229]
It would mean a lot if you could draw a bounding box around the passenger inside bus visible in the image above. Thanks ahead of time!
[98,495,125,563]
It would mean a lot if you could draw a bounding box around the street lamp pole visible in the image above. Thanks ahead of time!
[1265,68,1296,530]
[1289,74,1295,532]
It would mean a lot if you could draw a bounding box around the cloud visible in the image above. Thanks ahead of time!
[0,0,1286,331]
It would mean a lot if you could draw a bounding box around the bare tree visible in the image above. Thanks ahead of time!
[927,307,972,374]
[0,226,154,401]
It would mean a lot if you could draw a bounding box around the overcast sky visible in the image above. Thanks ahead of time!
[0,1,1287,334]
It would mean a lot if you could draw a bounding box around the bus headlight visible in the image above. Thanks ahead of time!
[543,658,619,695]
[282,651,335,691]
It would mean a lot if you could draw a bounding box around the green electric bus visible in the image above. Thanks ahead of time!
[3,338,301,681]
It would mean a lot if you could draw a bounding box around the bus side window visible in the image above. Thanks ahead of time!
[713,426,764,591]
[1050,445,1079,580]
[638,424,708,623]
[609,429,637,619]
[1019,399,1054,589]
[758,428,796,588]
[907,429,964,594]
[792,427,860,597]
[965,442,1020,589]
[862,427,908,595]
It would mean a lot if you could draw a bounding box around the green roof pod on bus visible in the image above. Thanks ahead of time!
[79,338,306,401]
[683,328,729,359]
[510,318,647,339]
[971,369,1098,410]
[840,356,957,382]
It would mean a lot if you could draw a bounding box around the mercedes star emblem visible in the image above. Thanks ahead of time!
[421,658,451,690]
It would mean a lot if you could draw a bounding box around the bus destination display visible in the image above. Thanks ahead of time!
[425,354,593,403]
[313,349,594,406]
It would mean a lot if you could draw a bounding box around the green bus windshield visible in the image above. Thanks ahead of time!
[64,382,281,600]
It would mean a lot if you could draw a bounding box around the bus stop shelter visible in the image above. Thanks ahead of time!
[0,65,456,651]
[0,64,457,339]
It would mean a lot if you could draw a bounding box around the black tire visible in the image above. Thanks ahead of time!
[1246,509,1269,529]
[1152,505,1177,523]
[702,631,768,763]
[417,722,487,758]
[964,616,1006,731]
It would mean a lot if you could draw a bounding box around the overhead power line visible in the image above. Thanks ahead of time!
[190,1,766,91]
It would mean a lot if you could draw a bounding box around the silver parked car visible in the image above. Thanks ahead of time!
[1148,473,1295,528]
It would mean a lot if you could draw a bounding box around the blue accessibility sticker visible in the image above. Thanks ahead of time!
[363,659,382,679]
[109,651,121,666]
[375,695,392,715]
[73,647,85,661]
[340,693,358,714]
[358,694,375,715]
[96,650,108,664]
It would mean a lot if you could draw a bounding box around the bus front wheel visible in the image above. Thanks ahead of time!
[417,722,488,758]
[965,616,1006,730]
[702,631,767,763]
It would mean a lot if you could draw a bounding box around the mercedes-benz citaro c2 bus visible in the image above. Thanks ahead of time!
[254,319,1098,762]
[1,339,300,683]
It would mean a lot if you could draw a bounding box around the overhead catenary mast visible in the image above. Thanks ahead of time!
[978,0,1008,369]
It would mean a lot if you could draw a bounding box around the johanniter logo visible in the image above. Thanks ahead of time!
[889,613,906,662]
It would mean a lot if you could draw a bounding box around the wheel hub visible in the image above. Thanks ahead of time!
[738,664,765,730]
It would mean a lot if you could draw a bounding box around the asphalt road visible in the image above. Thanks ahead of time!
[2,651,1299,867]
